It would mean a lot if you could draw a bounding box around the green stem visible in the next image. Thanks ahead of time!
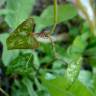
[26,54,33,68]
[50,0,58,34]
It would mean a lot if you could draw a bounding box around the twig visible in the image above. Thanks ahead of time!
[0,87,10,96]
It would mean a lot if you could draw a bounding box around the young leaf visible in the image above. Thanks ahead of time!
[6,17,39,49]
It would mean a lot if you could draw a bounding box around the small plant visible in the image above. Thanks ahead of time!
[0,0,96,96]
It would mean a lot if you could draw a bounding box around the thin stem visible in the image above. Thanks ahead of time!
[0,87,10,96]
[47,34,57,58]
[47,0,58,57]
[50,0,58,34]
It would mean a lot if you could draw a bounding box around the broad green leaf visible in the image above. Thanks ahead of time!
[7,53,34,75]
[42,75,94,96]
[7,17,39,49]
[78,70,93,88]
[67,33,89,58]
[0,9,13,16]
[5,0,36,29]
[70,80,94,96]
[34,4,77,32]
[64,33,89,88]
[65,57,82,88]
[42,74,71,96]
[41,4,77,22]
[0,33,19,66]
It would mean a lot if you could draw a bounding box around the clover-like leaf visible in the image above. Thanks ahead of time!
[7,17,39,49]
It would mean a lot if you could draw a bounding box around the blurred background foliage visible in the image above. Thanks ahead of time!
[0,0,96,96]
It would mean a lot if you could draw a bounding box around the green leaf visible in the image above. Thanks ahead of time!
[64,33,89,88]
[42,74,70,96]
[41,4,77,22]
[6,17,39,49]
[7,53,34,75]
[78,70,93,88]
[86,46,96,67]
[0,33,19,66]
[42,75,94,96]
[93,73,96,95]
[67,33,89,58]
[65,57,82,88]
[22,78,38,96]
[70,80,94,96]
[0,9,13,16]
[34,4,77,32]
[5,0,36,29]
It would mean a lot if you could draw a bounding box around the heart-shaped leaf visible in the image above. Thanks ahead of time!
[7,17,39,49]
